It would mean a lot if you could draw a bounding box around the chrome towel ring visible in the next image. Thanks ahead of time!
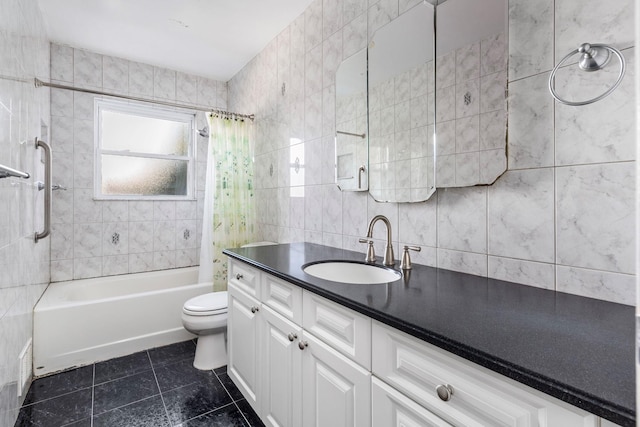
[548,42,626,106]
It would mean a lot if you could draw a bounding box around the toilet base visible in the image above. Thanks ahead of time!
[193,331,227,370]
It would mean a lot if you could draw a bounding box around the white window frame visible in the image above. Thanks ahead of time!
[94,98,197,200]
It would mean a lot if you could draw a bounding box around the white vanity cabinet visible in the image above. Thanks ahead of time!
[226,257,621,427]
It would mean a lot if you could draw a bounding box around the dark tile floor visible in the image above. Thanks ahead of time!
[14,340,265,427]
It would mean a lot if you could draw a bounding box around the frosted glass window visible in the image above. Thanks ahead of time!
[95,99,195,200]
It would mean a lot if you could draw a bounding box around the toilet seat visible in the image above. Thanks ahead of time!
[183,291,228,316]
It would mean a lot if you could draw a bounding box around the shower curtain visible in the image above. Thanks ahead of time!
[198,113,256,291]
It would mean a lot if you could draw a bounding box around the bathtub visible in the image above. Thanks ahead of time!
[33,267,212,376]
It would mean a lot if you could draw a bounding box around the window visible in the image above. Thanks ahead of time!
[95,99,196,200]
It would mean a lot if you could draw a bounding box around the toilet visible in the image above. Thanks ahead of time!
[181,291,228,370]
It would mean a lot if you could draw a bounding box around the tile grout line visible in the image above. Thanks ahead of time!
[213,367,254,426]
[90,363,95,427]
[147,350,173,425]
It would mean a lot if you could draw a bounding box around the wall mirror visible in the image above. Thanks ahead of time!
[335,48,368,191]
[367,2,435,202]
[435,0,508,187]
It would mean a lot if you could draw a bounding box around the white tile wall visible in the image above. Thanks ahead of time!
[0,0,50,424]
[49,44,225,281]
[228,0,636,306]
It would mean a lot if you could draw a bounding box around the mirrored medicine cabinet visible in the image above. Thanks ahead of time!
[334,0,508,203]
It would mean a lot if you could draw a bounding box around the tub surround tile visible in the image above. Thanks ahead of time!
[128,252,154,274]
[102,56,129,94]
[128,221,154,254]
[129,62,154,97]
[103,202,129,223]
[73,49,102,89]
[176,249,198,268]
[50,260,73,282]
[74,223,103,258]
[153,250,176,270]
[102,255,129,276]
[74,257,103,280]
[103,222,129,256]
[153,67,176,100]
[50,44,73,83]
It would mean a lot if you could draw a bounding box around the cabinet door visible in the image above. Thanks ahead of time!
[303,291,371,369]
[372,377,453,427]
[261,305,303,427]
[301,332,371,427]
[228,283,261,413]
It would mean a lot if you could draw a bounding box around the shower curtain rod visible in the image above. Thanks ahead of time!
[28,77,254,120]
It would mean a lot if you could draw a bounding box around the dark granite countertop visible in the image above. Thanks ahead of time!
[223,242,635,426]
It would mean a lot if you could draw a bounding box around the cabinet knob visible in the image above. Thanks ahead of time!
[298,340,308,350]
[236,273,243,280]
[288,333,298,342]
[435,384,454,402]
[250,306,259,313]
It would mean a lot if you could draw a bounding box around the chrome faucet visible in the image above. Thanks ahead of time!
[359,215,395,266]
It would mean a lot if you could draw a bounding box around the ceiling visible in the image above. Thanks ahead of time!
[36,0,314,82]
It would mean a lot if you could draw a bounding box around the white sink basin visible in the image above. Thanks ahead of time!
[302,261,401,284]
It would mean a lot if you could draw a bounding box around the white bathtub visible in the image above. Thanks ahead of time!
[33,267,212,376]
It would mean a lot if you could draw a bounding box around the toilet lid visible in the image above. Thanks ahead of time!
[184,291,228,314]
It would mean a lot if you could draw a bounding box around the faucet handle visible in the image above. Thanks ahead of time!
[400,245,421,270]
[359,238,376,263]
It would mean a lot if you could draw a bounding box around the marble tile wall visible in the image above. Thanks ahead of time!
[0,0,51,425]
[228,0,635,306]
[48,45,226,281]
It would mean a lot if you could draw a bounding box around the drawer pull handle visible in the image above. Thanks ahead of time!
[435,384,454,402]
[236,273,243,280]
[288,333,298,342]
[250,306,259,314]
[298,340,308,350]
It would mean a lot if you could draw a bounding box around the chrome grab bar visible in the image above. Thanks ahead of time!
[0,164,29,179]
[34,138,52,243]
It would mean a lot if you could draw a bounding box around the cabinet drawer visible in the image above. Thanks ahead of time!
[372,321,598,427]
[302,291,371,369]
[229,259,261,299]
[372,377,453,427]
[262,273,303,325]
